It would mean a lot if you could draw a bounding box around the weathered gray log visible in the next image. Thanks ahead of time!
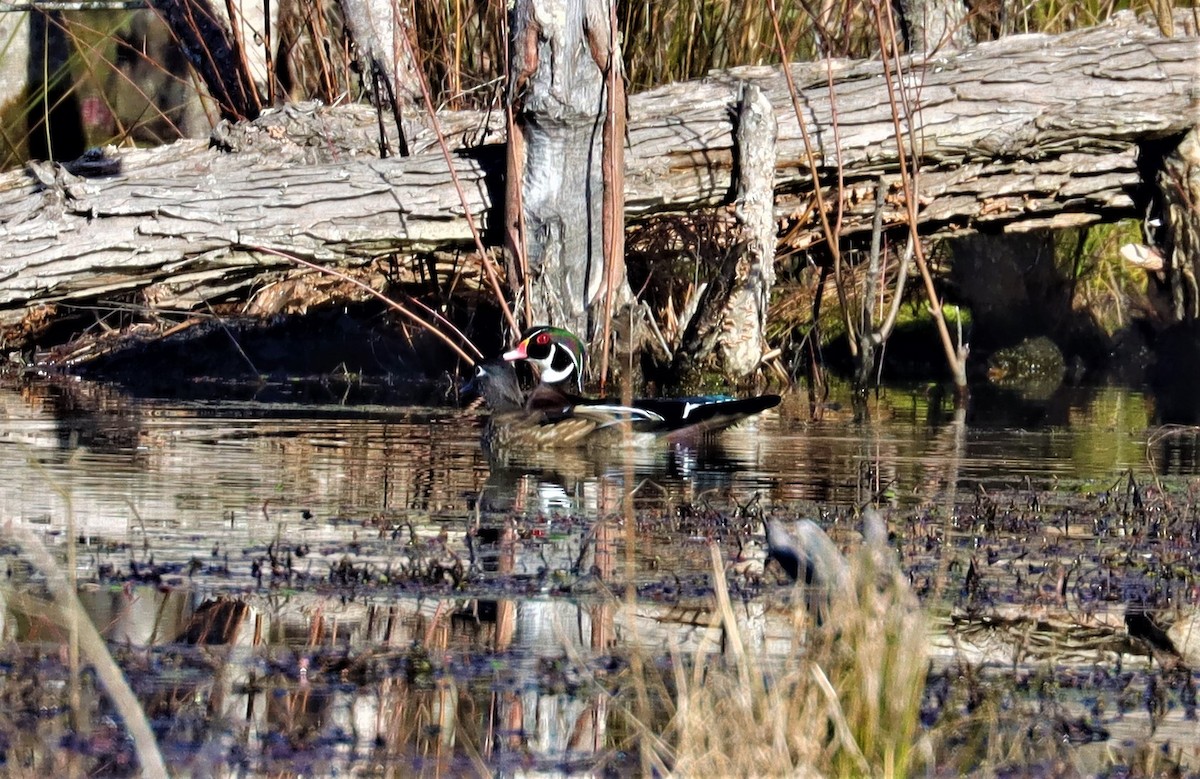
[0,12,1195,332]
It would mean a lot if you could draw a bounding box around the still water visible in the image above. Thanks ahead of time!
[0,379,1168,537]
[0,377,1197,775]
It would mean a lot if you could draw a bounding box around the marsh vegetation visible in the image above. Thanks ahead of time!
[1,378,1199,775]
[1,0,1198,775]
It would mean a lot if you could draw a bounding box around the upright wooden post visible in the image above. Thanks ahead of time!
[1158,126,1200,320]
[506,0,628,346]
[721,84,778,378]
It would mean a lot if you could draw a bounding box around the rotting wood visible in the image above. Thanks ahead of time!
[0,11,1195,334]
[723,83,777,377]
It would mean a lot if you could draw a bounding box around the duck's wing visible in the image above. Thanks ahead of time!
[568,402,666,431]
[634,394,782,438]
[487,408,605,448]
[525,384,665,432]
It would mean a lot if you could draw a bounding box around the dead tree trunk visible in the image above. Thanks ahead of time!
[1156,127,1200,322]
[506,0,629,345]
[338,0,425,155]
[0,13,1194,342]
[672,83,779,381]
[893,0,973,52]
[721,84,778,377]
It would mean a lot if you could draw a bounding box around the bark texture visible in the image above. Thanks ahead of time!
[507,0,616,341]
[721,84,777,376]
[0,12,1194,332]
[895,0,973,53]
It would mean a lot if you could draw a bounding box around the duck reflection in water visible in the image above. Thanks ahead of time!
[763,510,893,622]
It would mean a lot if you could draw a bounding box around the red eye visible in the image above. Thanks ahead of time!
[536,333,550,345]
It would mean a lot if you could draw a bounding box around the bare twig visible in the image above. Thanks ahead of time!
[4,520,169,777]
[203,298,261,376]
[595,0,627,391]
[251,246,482,363]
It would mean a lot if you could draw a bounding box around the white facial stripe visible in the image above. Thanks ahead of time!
[536,342,583,388]
[542,363,575,384]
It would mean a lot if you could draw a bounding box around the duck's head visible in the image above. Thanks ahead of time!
[461,359,526,412]
[503,326,585,392]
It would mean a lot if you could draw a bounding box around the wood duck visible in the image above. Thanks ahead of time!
[463,359,686,448]
[485,325,783,447]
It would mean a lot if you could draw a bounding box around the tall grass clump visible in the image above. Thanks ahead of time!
[631,540,928,776]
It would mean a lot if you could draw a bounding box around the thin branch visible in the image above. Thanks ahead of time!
[252,246,482,363]
[872,0,965,388]
[395,8,519,335]
[204,298,260,376]
[878,234,913,343]
[767,0,857,351]
[596,0,626,392]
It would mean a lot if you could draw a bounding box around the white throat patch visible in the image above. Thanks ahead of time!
[542,361,577,386]
[541,343,583,389]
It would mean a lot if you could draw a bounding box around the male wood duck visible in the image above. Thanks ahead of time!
[463,359,685,448]
[479,325,782,448]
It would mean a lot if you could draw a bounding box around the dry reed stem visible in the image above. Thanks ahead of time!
[657,533,926,777]
[2,520,169,778]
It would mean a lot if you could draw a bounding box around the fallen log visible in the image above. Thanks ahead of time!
[0,11,1195,334]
